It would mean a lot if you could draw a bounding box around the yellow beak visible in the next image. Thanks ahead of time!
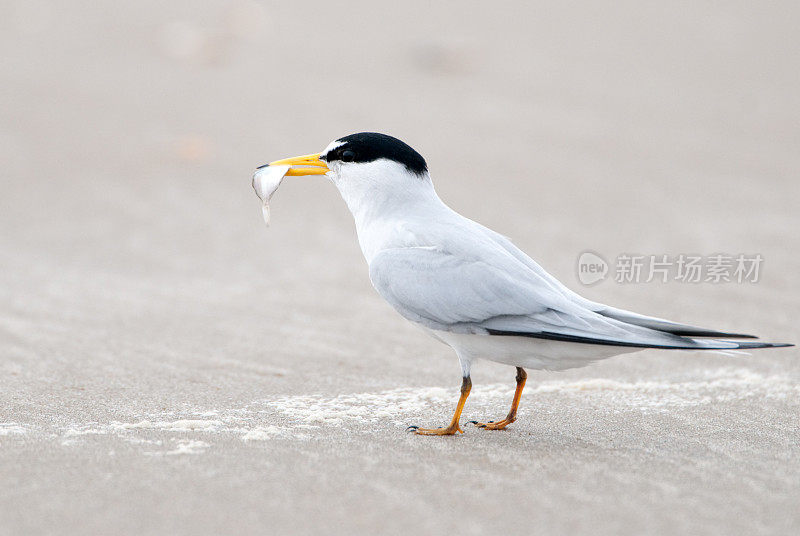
[267,153,329,176]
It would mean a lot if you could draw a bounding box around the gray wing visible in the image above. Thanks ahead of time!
[368,246,711,348]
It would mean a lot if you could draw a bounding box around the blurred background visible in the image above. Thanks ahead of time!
[1,1,798,535]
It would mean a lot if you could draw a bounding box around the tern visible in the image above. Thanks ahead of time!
[257,132,791,436]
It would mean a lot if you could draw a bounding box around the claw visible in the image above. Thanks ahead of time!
[407,376,472,437]
[473,420,512,431]
[407,424,463,436]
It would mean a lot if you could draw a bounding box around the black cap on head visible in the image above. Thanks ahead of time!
[322,132,428,176]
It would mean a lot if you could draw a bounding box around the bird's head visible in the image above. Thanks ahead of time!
[318,132,428,178]
[266,133,431,210]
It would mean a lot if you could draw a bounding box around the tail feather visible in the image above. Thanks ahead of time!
[595,306,759,338]
[485,328,793,350]
[725,341,793,349]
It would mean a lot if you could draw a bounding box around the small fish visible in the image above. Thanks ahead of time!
[252,164,291,226]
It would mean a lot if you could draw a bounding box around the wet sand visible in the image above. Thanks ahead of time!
[1,1,798,535]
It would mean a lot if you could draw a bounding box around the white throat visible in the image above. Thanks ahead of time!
[328,159,444,261]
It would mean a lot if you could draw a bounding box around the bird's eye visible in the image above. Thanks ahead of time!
[340,150,356,162]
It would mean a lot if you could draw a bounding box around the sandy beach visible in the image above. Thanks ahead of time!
[1,1,798,534]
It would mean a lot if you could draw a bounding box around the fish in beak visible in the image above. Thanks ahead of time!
[252,153,329,226]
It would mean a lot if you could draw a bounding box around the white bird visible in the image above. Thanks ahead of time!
[256,132,791,436]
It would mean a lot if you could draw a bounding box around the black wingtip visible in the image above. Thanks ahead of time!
[733,342,794,349]
[485,328,794,350]
[666,329,759,339]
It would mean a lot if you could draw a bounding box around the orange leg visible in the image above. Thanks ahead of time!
[471,367,527,431]
[407,376,471,436]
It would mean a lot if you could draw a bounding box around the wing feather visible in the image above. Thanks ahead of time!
[368,246,695,347]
